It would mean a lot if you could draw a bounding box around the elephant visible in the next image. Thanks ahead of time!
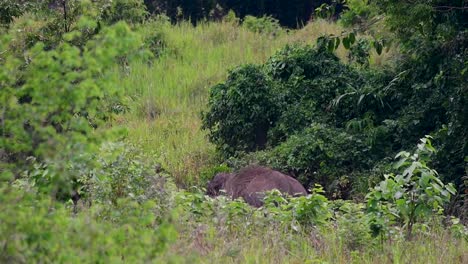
[206,166,307,207]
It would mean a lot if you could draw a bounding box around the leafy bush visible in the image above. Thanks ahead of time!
[366,136,457,239]
[223,9,240,25]
[332,201,374,250]
[265,44,362,143]
[203,45,363,157]
[0,18,149,201]
[261,123,371,196]
[290,185,331,226]
[340,0,379,27]
[139,15,171,58]
[448,217,468,241]
[0,0,41,26]
[176,185,331,232]
[98,0,148,25]
[204,34,465,202]
[90,142,175,207]
[242,15,282,36]
[5,12,56,55]
[175,189,253,230]
[260,187,331,229]
[3,0,150,56]
[373,0,468,194]
[202,64,277,156]
[348,38,371,67]
[0,187,177,262]
[1,20,145,161]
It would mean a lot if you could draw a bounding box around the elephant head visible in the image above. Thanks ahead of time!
[206,172,233,197]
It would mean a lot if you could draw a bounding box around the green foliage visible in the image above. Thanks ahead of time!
[348,38,371,67]
[203,44,382,193]
[340,0,379,27]
[202,64,277,156]
[0,187,177,263]
[98,0,148,25]
[0,17,149,202]
[1,21,145,159]
[448,216,468,241]
[366,136,457,238]
[176,185,331,231]
[261,188,331,228]
[139,15,171,58]
[373,0,468,189]
[205,11,466,200]
[222,9,239,25]
[290,185,331,226]
[203,44,363,159]
[242,15,282,36]
[264,44,361,142]
[90,142,175,207]
[262,123,371,195]
[0,0,41,26]
[314,1,342,20]
[317,30,387,58]
[1,2,467,262]
[2,0,151,56]
[331,200,375,250]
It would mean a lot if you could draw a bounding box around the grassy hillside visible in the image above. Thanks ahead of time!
[116,19,393,187]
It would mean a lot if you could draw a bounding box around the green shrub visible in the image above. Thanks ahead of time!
[242,15,282,36]
[448,216,468,241]
[3,0,150,56]
[202,64,277,156]
[249,123,371,196]
[348,38,371,67]
[140,15,170,58]
[366,136,457,239]
[5,12,57,55]
[265,44,362,143]
[223,9,240,25]
[203,45,363,157]
[12,21,144,160]
[332,201,375,250]
[372,0,468,193]
[0,19,149,200]
[290,185,331,227]
[203,44,390,194]
[0,187,177,263]
[340,0,379,27]
[98,0,148,25]
[265,43,347,81]
[176,185,331,233]
[0,0,41,26]
[90,142,175,208]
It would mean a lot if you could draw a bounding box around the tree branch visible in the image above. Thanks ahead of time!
[433,5,468,11]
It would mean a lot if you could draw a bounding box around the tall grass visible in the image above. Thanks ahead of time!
[159,222,467,263]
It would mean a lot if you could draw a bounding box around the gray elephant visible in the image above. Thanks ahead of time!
[206,166,307,207]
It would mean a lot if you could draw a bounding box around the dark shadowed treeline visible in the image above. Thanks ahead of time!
[143,0,342,27]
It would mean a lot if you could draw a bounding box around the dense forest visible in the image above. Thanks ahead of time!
[0,0,467,262]
[143,0,340,27]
